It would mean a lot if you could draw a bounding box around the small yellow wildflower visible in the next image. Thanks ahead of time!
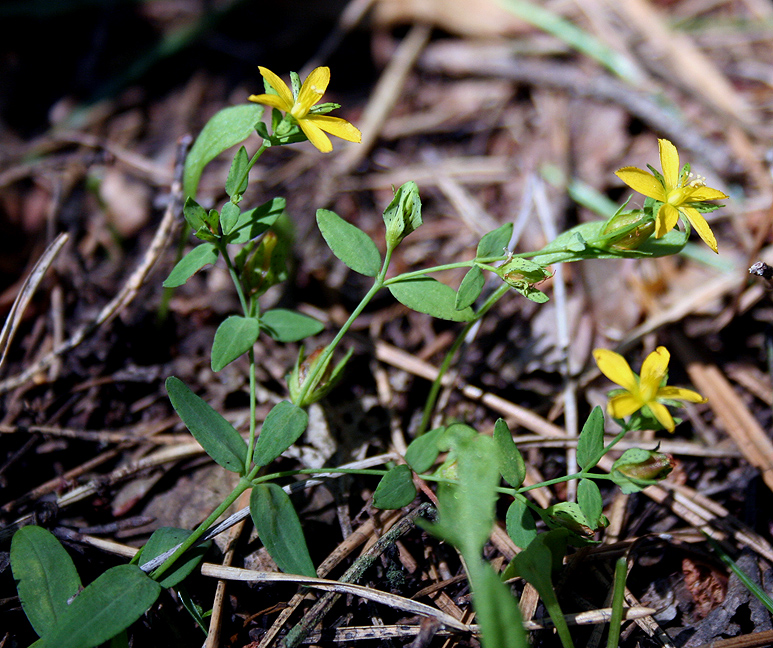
[248,66,361,153]
[615,139,727,253]
[593,346,707,432]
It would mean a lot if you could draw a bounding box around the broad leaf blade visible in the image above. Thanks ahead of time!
[211,315,260,371]
[260,309,324,343]
[40,564,161,648]
[316,209,381,277]
[250,484,316,577]
[183,104,264,198]
[577,479,603,529]
[373,465,417,509]
[404,427,443,473]
[253,401,308,467]
[389,277,474,322]
[505,499,538,550]
[136,528,210,589]
[456,266,485,310]
[577,406,604,470]
[477,223,513,258]
[493,418,526,488]
[163,243,218,288]
[11,526,82,638]
[166,377,247,473]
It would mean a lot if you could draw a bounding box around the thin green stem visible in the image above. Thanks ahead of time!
[606,556,628,648]
[245,348,258,469]
[218,241,250,316]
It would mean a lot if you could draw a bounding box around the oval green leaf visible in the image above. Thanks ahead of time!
[576,406,604,470]
[225,146,250,199]
[477,223,513,258]
[577,479,603,529]
[39,564,161,648]
[505,498,538,550]
[183,104,264,198]
[388,277,474,322]
[163,243,218,288]
[166,376,247,473]
[250,483,316,577]
[136,527,210,589]
[456,266,484,310]
[316,209,381,277]
[260,309,324,343]
[227,197,285,244]
[493,418,526,488]
[211,315,260,372]
[253,401,309,467]
[373,465,417,509]
[404,427,443,473]
[11,526,82,638]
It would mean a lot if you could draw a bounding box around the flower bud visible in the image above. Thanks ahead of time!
[242,232,283,296]
[611,448,675,493]
[600,210,655,251]
[288,346,352,407]
[383,181,422,249]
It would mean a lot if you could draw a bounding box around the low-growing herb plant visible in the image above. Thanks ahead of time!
[10,66,724,648]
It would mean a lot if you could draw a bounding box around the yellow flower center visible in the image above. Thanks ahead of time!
[667,187,689,206]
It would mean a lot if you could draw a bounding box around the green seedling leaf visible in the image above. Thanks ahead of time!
[39,564,161,648]
[220,202,240,236]
[493,418,526,488]
[470,562,529,648]
[316,209,381,277]
[211,316,260,372]
[260,309,324,343]
[477,223,513,259]
[183,104,264,198]
[456,265,485,310]
[373,464,416,509]
[225,146,250,199]
[505,498,538,550]
[163,243,218,288]
[577,479,603,530]
[177,585,209,635]
[11,526,81,638]
[166,377,247,474]
[389,277,474,322]
[250,484,316,577]
[253,401,308,467]
[227,197,285,244]
[405,427,444,473]
[136,528,210,589]
[576,406,604,470]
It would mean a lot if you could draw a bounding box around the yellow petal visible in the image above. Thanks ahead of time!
[658,139,679,190]
[689,186,728,202]
[298,119,333,153]
[647,401,675,433]
[615,167,667,202]
[248,93,290,111]
[593,349,638,393]
[257,67,294,110]
[657,386,707,403]
[294,66,330,118]
[305,114,362,143]
[681,206,718,253]
[639,347,669,402]
[608,393,645,419]
[655,203,680,238]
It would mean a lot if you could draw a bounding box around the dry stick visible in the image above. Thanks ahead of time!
[281,502,435,648]
[0,134,192,397]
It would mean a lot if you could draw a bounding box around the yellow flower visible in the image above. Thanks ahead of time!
[615,139,727,253]
[593,346,707,432]
[248,66,361,153]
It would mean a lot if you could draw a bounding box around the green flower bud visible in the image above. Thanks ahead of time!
[383,181,422,249]
[611,448,675,493]
[288,346,352,407]
[600,210,655,251]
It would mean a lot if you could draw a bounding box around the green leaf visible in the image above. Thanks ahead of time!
[227,197,285,244]
[545,502,594,538]
[389,277,474,322]
[220,202,240,236]
[166,377,247,474]
[39,565,161,648]
[260,309,324,343]
[493,418,526,488]
[163,243,219,288]
[456,266,485,310]
[225,146,250,199]
[211,316,260,372]
[373,465,417,509]
[470,562,529,648]
[183,197,208,230]
[183,104,264,199]
[250,484,316,577]
[505,499,538,550]
[316,209,381,277]
[576,406,604,470]
[577,479,603,529]
[404,427,444,473]
[253,401,308,467]
[477,223,513,258]
[11,526,82,638]
[136,528,210,589]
